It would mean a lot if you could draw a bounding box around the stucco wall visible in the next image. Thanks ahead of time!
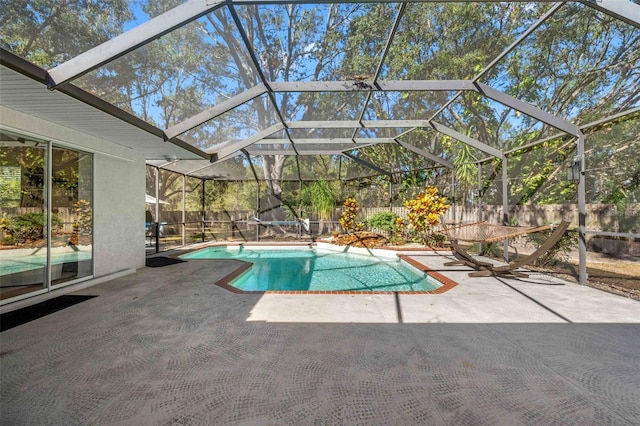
[93,153,145,276]
[1,105,146,276]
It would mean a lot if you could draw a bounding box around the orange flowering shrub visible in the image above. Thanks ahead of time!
[403,186,450,243]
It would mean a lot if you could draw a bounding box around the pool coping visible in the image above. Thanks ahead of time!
[174,242,458,295]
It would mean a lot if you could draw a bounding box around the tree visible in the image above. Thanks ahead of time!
[4,1,638,213]
[301,179,335,234]
[338,2,639,205]
[0,0,131,68]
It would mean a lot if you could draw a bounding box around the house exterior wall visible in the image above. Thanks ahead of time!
[93,153,145,277]
[1,105,146,277]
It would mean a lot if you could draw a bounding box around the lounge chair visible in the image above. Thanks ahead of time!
[442,221,571,278]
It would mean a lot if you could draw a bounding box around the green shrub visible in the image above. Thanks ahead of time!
[1,212,61,244]
[367,211,398,234]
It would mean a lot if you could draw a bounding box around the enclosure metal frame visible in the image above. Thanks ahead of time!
[4,0,640,286]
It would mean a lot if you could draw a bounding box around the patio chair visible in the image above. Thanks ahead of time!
[442,220,571,278]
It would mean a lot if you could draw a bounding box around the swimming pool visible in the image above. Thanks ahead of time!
[181,245,443,292]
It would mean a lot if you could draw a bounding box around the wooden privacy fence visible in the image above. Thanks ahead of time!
[451,204,639,233]
[333,204,639,233]
[4,204,638,235]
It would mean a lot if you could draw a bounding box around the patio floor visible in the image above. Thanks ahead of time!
[1,249,639,424]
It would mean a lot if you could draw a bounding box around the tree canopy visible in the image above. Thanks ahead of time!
[1,0,638,208]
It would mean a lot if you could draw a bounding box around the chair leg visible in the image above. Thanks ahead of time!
[444,261,465,266]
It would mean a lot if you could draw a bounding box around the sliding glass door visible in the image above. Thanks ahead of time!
[0,133,48,300]
[51,146,93,286]
[0,130,93,303]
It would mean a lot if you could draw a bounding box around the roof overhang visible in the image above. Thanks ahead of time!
[0,49,207,161]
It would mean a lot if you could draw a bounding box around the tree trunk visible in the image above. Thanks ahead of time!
[261,155,287,235]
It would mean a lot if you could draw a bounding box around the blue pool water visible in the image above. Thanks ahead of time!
[181,246,441,292]
[0,251,92,276]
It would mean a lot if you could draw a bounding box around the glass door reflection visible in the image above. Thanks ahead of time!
[0,134,48,300]
[51,146,93,286]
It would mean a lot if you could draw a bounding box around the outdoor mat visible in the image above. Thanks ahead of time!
[1,295,97,332]
[146,257,187,268]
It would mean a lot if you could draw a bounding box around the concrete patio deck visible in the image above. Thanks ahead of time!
[1,249,639,424]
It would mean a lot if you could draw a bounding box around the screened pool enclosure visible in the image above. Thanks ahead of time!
[1,0,639,286]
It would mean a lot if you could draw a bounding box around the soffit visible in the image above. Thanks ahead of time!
[0,65,204,161]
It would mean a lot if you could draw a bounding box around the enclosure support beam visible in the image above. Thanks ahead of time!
[478,163,483,222]
[502,155,509,261]
[48,0,225,87]
[201,180,206,243]
[501,134,572,158]
[256,182,261,242]
[243,149,260,183]
[395,140,454,169]
[475,3,564,79]
[251,137,396,145]
[285,120,429,129]
[182,174,186,246]
[581,0,640,28]
[247,149,376,155]
[577,133,587,285]
[474,83,580,137]
[268,80,578,138]
[233,0,567,4]
[45,140,52,289]
[298,178,303,237]
[165,84,268,139]
[429,121,503,158]
[207,124,285,160]
[342,153,391,177]
[155,166,160,253]
[478,162,484,254]
[242,150,261,242]
[227,3,299,155]
[351,2,407,141]
[427,2,564,123]
[479,106,640,161]
[269,80,476,92]
[451,168,456,226]
[578,106,640,132]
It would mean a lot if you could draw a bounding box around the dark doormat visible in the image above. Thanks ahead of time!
[145,257,186,268]
[1,295,97,332]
